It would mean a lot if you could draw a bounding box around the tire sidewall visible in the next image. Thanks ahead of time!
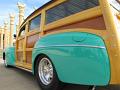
[35,56,62,90]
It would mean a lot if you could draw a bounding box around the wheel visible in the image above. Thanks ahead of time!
[3,53,10,68]
[3,52,5,60]
[35,56,63,90]
[4,59,10,68]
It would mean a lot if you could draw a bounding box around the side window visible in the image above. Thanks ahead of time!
[18,25,26,37]
[29,15,41,31]
[46,0,99,24]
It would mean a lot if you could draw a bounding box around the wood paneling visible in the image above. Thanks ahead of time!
[26,34,39,48]
[26,51,32,64]
[45,16,106,34]
[17,52,23,62]
[18,39,24,50]
[26,32,40,64]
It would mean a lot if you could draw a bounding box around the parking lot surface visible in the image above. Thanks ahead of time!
[0,60,120,90]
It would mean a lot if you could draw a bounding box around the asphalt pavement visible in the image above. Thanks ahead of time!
[0,59,120,90]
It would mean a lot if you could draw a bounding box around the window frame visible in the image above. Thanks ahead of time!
[18,24,26,38]
[28,14,41,32]
[45,0,99,25]
[43,0,100,31]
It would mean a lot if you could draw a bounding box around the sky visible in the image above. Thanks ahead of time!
[0,0,51,30]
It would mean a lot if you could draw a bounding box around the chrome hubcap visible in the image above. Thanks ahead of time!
[38,58,53,85]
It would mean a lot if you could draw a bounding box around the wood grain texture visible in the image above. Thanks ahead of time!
[26,51,32,64]
[26,34,39,48]
[45,16,106,34]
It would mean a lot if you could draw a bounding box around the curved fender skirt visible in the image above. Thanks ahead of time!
[32,32,110,86]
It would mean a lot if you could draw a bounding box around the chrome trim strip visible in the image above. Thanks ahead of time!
[15,66,32,73]
[36,44,105,49]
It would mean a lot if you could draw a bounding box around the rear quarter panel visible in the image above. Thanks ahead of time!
[32,32,110,86]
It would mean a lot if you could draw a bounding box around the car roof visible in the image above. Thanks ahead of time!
[20,0,54,27]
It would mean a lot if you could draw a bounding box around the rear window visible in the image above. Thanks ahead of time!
[46,0,99,24]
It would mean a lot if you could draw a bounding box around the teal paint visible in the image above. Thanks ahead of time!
[32,32,110,85]
[5,47,15,66]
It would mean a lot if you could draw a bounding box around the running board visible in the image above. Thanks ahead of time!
[15,66,32,73]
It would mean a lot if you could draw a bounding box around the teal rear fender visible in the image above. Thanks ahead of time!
[32,32,110,86]
[5,47,15,66]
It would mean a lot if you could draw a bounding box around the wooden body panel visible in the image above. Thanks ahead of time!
[17,38,24,50]
[15,0,120,85]
[45,16,106,34]
[26,51,32,64]
[26,33,39,64]
[26,33,39,48]
[16,37,25,63]
[16,51,23,62]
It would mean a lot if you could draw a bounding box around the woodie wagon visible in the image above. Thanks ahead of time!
[3,0,120,90]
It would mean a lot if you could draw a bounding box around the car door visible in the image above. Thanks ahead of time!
[16,25,26,66]
[25,14,41,67]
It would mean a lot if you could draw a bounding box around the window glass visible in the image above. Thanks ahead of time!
[46,0,99,24]
[110,0,120,11]
[19,26,25,37]
[29,15,41,31]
